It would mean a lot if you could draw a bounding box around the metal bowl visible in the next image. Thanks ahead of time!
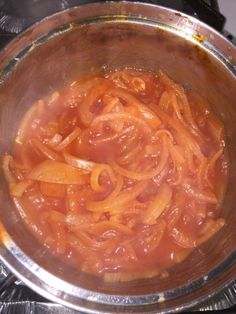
[0,2,235,313]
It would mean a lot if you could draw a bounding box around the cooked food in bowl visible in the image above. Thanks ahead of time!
[2,68,228,282]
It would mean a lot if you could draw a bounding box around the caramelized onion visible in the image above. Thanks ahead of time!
[55,127,81,151]
[3,68,228,282]
[144,184,172,224]
[86,181,148,213]
[28,160,89,184]
[91,112,152,138]
[63,151,96,171]
[10,179,33,197]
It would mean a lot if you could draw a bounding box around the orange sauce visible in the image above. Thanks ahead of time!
[3,69,228,282]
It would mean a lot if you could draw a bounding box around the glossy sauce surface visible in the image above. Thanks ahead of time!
[3,69,228,282]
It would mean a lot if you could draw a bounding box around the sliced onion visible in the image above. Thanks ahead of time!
[63,151,96,171]
[158,70,199,131]
[103,268,160,282]
[90,164,116,192]
[207,114,224,141]
[197,218,225,245]
[153,106,204,161]
[91,112,152,138]
[182,182,217,204]
[55,127,81,151]
[167,140,185,165]
[159,90,171,111]
[141,219,167,253]
[110,134,169,181]
[197,157,209,187]
[41,210,66,223]
[10,179,33,197]
[109,88,161,129]
[30,138,62,161]
[118,142,143,164]
[39,181,66,198]
[86,180,148,213]
[28,160,89,184]
[172,248,193,263]
[107,175,123,199]
[67,234,103,272]
[153,128,174,142]
[169,90,184,122]
[79,79,111,126]
[47,91,60,107]
[170,227,197,248]
[131,77,146,92]
[87,221,133,235]
[89,125,134,145]
[47,133,63,148]
[207,148,224,174]
[144,184,172,225]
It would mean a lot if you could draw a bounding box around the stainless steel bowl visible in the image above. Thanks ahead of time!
[0,2,235,313]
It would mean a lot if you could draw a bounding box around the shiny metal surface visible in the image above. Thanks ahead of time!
[0,2,235,313]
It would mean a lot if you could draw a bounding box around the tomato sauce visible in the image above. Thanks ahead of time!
[3,68,228,282]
